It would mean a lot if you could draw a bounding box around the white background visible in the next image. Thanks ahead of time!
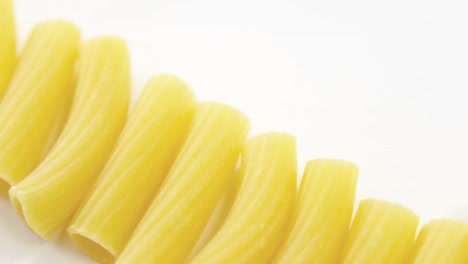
[2,0,468,263]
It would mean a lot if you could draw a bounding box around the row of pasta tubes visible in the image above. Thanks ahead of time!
[0,1,467,264]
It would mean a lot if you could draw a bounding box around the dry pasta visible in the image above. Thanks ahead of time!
[188,169,240,260]
[0,2,465,264]
[0,0,16,100]
[190,132,297,264]
[272,159,359,263]
[116,102,250,264]
[9,36,130,239]
[339,199,419,264]
[67,74,197,263]
[0,20,79,193]
[409,219,468,264]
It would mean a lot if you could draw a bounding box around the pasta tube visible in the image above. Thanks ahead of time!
[68,74,197,263]
[0,0,16,99]
[339,199,419,264]
[188,169,240,260]
[272,159,358,263]
[409,219,468,264]
[116,103,250,264]
[9,36,130,239]
[190,132,297,264]
[0,20,79,192]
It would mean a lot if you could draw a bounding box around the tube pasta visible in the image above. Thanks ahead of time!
[272,159,358,263]
[1,3,463,264]
[0,20,79,192]
[116,102,250,264]
[188,169,240,260]
[190,132,297,264]
[67,74,196,263]
[409,219,468,264]
[339,199,419,264]
[0,0,16,100]
[9,37,130,239]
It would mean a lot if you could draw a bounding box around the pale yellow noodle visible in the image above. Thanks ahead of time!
[409,219,468,264]
[272,159,358,263]
[9,36,130,239]
[116,103,250,264]
[0,0,16,100]
[190,132,297,264]
[68,74,196,263]
[0,20,79,193]
[187,170,240,261]
[339,199,419,264]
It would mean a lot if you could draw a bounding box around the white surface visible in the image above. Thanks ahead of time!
[2,0,468,263]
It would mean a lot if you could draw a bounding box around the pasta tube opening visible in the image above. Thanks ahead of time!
[69,233,115,264]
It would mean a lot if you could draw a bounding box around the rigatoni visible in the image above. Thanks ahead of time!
[0,0,16,100]
[272,159,358,263]
[340,199,419,264]
[116,103,250,264]
[190,132,297,264]
[409,219,468,264]
[68,74,196,263]
[9,37,130,239]
[188,169,240,260]
[0,20,79,192]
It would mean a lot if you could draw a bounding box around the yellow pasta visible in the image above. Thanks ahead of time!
[188,169,240,260]
[190,132,297,264]
[409,219,468,264]
[218,171,241,225]
[67,74,197,263]
[116,102,250,264]
[0,20,79,193]
[9,36,130,239]
[339,199,419,264]
[272,159,358,263]
[0,0,16,100]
